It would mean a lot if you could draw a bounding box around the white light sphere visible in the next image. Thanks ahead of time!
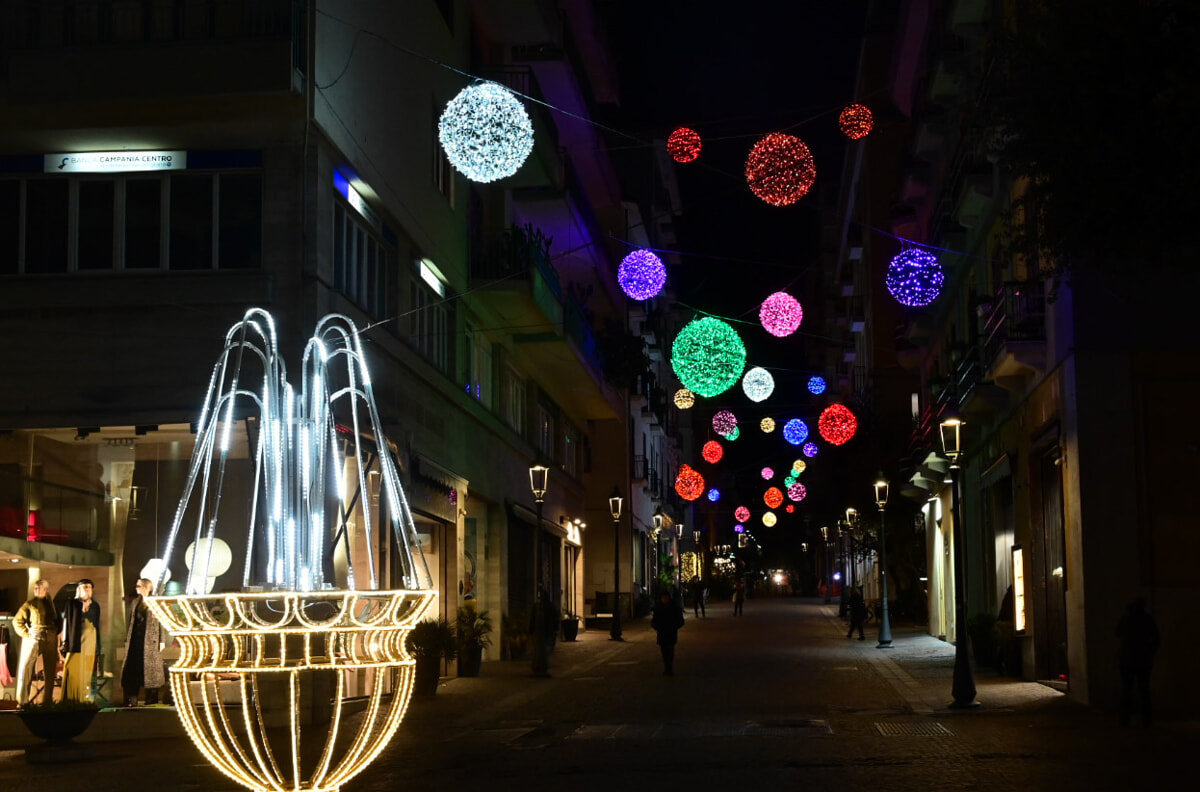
[140,558,172,587]
[438,82,534,183]
[742,366,775,402]
[184,537,233,594]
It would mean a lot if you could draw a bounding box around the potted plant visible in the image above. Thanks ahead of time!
[18,698,101,745]
[455,605,493,677]
[501,610,530,660]
[561,610,580,642]
[406,616,457,695]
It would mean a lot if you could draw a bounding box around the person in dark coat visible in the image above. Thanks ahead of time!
[1117,596,1160,726]
[651,591,685,676]
[847,586,867,640]
[60,579,100,701]
[691,577,706,618]
[121,578,166,706]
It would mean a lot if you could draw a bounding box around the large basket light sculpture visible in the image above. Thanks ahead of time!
[147,309,435,792]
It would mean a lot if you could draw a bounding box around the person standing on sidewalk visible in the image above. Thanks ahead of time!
[732,578,745,616]
[691,577,706,618]
[651,591,684,676]
[846,586,867,640]
[14,579,61,704]
[121,578,166,706]
[1116,596,1160,726]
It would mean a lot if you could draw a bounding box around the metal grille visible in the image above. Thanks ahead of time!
[875,722,953,737]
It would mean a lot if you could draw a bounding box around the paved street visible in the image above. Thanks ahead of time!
[2,597,1192,790]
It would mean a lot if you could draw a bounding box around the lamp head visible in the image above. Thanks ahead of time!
[652,507,664,532]
[873,475,889,508]
[608,486,623,520]
[529,464,549,503]
[939,406,965,464]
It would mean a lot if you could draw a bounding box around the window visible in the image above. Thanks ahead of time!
[0,172,261,273]
[463,324,493,408]
[502,365,527,435]
[410,270,449,373]
[563,422,581,477]
[333,201,394,319]
[537,401,556,461]
[432,101,455,206]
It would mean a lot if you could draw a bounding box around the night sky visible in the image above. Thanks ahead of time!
[598,3,872,564]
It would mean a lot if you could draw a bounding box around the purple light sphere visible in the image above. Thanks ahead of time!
[803,442,819,458]
[886,248,944,307]
[618,249,667,300]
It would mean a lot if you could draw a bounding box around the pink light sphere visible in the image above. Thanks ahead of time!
[712,410,738,435]
[761,467,774,480]
[759,292,803,337]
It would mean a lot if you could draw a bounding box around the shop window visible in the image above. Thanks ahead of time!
[169,173,214,270]
[77,180,116,270]
[25,179,68,273]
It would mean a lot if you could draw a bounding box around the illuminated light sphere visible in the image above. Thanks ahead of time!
[760,417,776,433]
[792,459,807,474]
[818,403,858,446]
[886,248,945,307]
[741,366,776,403]
[618,249,667,300]
[724,427,740,441]
[839,103,874,140]
[675,464,706,501]
[712,409,738,435]
[707,488,721,502]
[734,524,745,533]
[735,506,750,523]
[762,511,777,527]
[783,418,809,446]
[745,132,817,207]
[783,475,797,487]
[761,467,774,480]
[759,292,804,337]
[807,376,827,395]
[701,440,724,464]
[674,388,695,409]
[786,504,795,514]
[671,317,747,397]
[667,126,703,163]
[438,82,534,183]
[803,442,819,458]
[764,487,784,509]
[787,482,808,502]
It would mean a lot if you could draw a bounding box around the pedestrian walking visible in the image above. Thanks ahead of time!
[121,578,166,706]
[691,577,706,618]
[1116,596,1160,726]
[651,590,684,675]
[847,586,867,640]
[13,579,61,704]
[732,579,745,616]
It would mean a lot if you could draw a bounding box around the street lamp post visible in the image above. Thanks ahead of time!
[529,464,550,677]
[608,487,623,641]
[837,522,848,618]
[652,507,664,595]
[675,522,684,602]
[941,408,978,708]
[845,507,858,594]
[821,526,831,604]
[873,476,894,648]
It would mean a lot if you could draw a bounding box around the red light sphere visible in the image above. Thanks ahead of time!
[838,104,874,140]
[675,464,706,501]
[701,440,724,464]
[818,403,858,446]
[735,505,750,523]
[667,127,702,163]
[764,487,784,509]
[745,132,817,207]
[786,504,795,514]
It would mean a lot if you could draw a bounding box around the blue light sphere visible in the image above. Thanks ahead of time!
[783,418,809,445]
[438,82,534,183]
[618,249,667,300]
[886,248,945,307]
[734,524,745,533]
[807,376,826,395]
[803,442,819,458]
[707,488,721,502]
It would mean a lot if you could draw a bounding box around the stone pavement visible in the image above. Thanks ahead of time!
[1,597,1194,790]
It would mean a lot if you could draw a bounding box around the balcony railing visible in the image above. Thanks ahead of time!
[982,282,1046,369]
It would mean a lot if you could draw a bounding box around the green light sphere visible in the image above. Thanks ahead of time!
[670,317,747,398]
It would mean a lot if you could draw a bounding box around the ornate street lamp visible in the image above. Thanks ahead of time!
[940,407,978,708]
[873,475,894,648]
[845,507,858,594]
[608,487,624,641]
[529,464,550,677]
[651,507,664,594]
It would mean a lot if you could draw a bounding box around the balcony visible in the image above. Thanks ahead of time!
[472,223,563,332]
[632,454,648,484]
[982,283,1047,383]
[479,66,564,190]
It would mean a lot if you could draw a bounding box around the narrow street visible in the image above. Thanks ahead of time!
[2,597,1190,791]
